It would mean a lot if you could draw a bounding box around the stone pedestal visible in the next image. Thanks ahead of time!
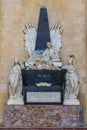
[63,99,80,105]
[4,105,83,127]
[7,97,24,105]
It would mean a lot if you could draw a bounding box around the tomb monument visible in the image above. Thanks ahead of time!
[4,7,83,128]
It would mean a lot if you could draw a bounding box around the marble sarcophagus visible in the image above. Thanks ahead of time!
[22,69,66,104]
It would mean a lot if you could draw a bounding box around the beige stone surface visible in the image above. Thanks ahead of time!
[0,0,87,125]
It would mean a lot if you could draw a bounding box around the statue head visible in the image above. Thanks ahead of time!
[14,57,20,66]
[47,42,52,49]
[68,55,75,65]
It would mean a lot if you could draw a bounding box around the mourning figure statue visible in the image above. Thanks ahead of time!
[7,57,24,105]
[42,42,60,62]
[63,55,79,100]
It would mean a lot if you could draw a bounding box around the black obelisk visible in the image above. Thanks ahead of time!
[35,7,51,51]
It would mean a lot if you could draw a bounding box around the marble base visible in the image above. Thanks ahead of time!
[4,105,83,127]
[0,127,87,130]
[7,98,24,105]
[63,99,80,105]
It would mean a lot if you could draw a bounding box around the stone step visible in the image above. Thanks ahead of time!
[0,127,87,130]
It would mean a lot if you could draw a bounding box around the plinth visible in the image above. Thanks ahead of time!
[4,105,83,127]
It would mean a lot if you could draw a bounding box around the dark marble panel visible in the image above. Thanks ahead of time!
[35,8,50,51]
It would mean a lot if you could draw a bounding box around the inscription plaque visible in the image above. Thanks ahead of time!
[27,92,61,103]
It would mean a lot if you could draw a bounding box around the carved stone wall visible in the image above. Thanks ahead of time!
[0,0,87,125]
